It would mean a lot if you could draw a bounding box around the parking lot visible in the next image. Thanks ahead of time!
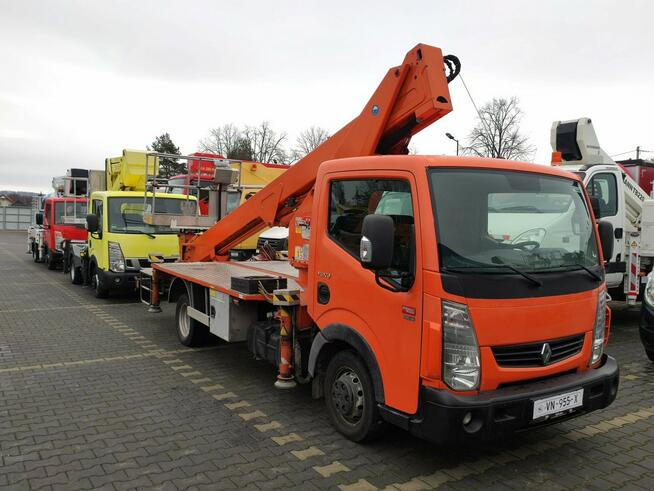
[1,229,654,490]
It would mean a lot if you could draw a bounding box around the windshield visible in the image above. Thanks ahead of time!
[108,197,196,234]
[429,169,599,273]
[54,201,87,226]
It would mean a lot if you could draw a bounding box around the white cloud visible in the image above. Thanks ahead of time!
[1,0,653,192]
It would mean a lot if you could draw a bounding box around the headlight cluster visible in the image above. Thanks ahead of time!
[108,241,126,273]
[442,300,480,391]
[591,287,607,365]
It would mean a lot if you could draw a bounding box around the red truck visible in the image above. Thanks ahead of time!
[31,169,89,269]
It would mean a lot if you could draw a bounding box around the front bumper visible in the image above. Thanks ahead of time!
[398,355,619,444]
[640,301,654,351]
[99,269,140,292]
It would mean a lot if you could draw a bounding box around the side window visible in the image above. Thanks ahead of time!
[328,179,415,278]
[92,200,103,232]
[587,173,618,217]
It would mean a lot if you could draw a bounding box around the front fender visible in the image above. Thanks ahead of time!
[308,324,385,403]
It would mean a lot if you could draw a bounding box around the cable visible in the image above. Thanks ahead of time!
[458,74,496,153]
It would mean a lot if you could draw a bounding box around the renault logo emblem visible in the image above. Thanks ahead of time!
[541,343,552,365]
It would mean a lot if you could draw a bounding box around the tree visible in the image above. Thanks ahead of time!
[198,124,242,158]
[149,133,183,178]
[199,122,288,163]
[462,97,536,161]
[291,126,330,161]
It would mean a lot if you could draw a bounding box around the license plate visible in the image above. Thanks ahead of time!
[533,388,584,419]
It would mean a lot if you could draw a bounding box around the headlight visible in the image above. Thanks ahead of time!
[512,228,546,245]
[442,300,480,391]
[108,241,126,273]
[590,287,607,365]
[54,231,64,250]
[644,274,654,307]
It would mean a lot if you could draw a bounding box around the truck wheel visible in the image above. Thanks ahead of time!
[324,350,384,442]
[70,261,83,285]
[46,250,57,270]
[175,293,206,347]
[646,350,654,362]
[91,271,109,298]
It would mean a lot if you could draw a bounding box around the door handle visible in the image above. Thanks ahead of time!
[317,282,330,305]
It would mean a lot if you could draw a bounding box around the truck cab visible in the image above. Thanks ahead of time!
[297,155,619,442]
[31,169,90,269]
[80,190,194,297]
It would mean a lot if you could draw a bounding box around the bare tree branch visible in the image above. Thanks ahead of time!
[198,122,289,163]
[291,126,330,161]
[462,97,535,161]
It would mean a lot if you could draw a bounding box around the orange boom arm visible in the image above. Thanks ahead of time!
[181,44,459,263]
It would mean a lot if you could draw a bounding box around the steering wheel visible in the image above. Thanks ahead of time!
[511,241,540,251]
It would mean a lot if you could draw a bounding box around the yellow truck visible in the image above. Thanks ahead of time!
[65,150,196,297]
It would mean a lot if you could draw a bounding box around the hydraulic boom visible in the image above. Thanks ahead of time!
[180,44,460,268]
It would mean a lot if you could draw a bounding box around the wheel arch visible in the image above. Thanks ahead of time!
[308,323,385,403]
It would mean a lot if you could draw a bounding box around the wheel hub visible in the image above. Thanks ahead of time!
[331,369,364,424]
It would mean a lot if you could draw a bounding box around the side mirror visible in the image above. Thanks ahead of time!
[86,213,99,233]
[598,220,614,262]
[35,212,43,226]
[589,196,602,219]
[360,214,394,270]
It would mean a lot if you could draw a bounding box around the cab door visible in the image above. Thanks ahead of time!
[585,169,623,288]
[43,201,53,247]
[88,198,105,268]
[310,171,424,414]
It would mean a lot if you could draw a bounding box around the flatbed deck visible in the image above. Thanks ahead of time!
[152,260,301,302]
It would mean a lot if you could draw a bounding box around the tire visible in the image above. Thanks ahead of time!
[91,269,109,298]
[46,249,57,270]
[70,260,83,285]
[175,293,207,347]
[646,349,654,362]
[324,350,384,442]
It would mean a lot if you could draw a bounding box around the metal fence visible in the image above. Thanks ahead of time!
[0,206,33,231]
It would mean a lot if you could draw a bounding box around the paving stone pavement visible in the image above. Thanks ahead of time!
[1,230,654,490]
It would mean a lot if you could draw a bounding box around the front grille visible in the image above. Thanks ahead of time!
[492,334,584,368]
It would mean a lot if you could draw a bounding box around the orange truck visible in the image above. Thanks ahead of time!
[143,44,619,443]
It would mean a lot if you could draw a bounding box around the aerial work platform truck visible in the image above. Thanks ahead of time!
[29,169,89,269]
[551,117,654,304]
[143,44,619,443]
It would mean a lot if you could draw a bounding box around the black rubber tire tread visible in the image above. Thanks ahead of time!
[324,350,385,442]
[175,293,207,347]
[70,259,83,285]
[46,248,57,270]
[91,269,109,298]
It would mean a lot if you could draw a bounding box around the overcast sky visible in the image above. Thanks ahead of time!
[1,0,653,193]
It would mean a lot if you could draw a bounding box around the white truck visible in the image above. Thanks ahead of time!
[551,117,654,303]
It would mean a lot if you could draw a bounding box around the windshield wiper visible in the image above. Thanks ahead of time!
[563,264,602,281]
[444,262,542,287]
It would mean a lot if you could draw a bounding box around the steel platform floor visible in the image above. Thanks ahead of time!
[153,260,301,301]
